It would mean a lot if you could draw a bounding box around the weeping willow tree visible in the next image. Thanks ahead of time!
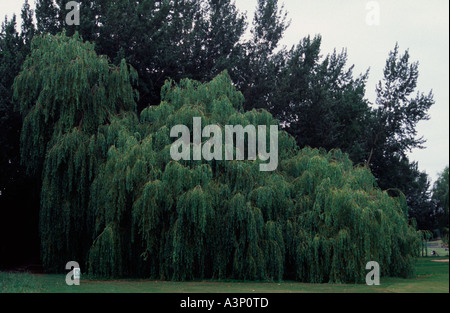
[15,32,420,282]
[13,32,139,272]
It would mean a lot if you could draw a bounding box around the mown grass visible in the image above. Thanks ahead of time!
[0,272,44,293]
[1,257,448,293]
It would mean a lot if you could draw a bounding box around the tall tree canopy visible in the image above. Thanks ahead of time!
[270,35,369,159]
[360,45,435,230]
[14,33,420,282]
[365,44,434,171]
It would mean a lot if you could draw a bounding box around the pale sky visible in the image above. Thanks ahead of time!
[1,0,449,183]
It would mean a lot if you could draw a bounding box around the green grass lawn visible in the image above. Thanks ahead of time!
[1,257,448,293]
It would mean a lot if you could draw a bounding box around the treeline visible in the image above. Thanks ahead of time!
[0,0,448,269]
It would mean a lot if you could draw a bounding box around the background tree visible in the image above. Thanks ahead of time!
[432,166,449,239]
[35,0,60,35]
[365,44,434,170]
[360,44,435,230]
[21,0,35,49]
[270,35,369,161]
[402,161,437,232]
[0,10,41,268]
[73,0,247,112]
[240,0,290,111]
[31,0,292,114]
[0,16,23,184]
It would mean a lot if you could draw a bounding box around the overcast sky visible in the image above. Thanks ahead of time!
[236,0,449,184]
[1,0,449,183]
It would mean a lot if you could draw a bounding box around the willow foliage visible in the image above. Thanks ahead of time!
[15,33,420,282]
[14,32,138,272]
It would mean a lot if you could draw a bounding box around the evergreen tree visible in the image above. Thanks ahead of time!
[366,44,434,170]
[0,17,23,169]
[21,0,35,49]
[193,0,247,82]
[271,35,369,159]
[92,0,248,112]
[359,44,435,224]
[398,159,437,232]
[241,0,290,111]
[30,0,279,114]
[252,0,289,54]
[35,0,61,35]
[0,14,41,268]
[0,15,23,226]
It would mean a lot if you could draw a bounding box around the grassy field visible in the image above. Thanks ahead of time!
[1,257,448,293]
